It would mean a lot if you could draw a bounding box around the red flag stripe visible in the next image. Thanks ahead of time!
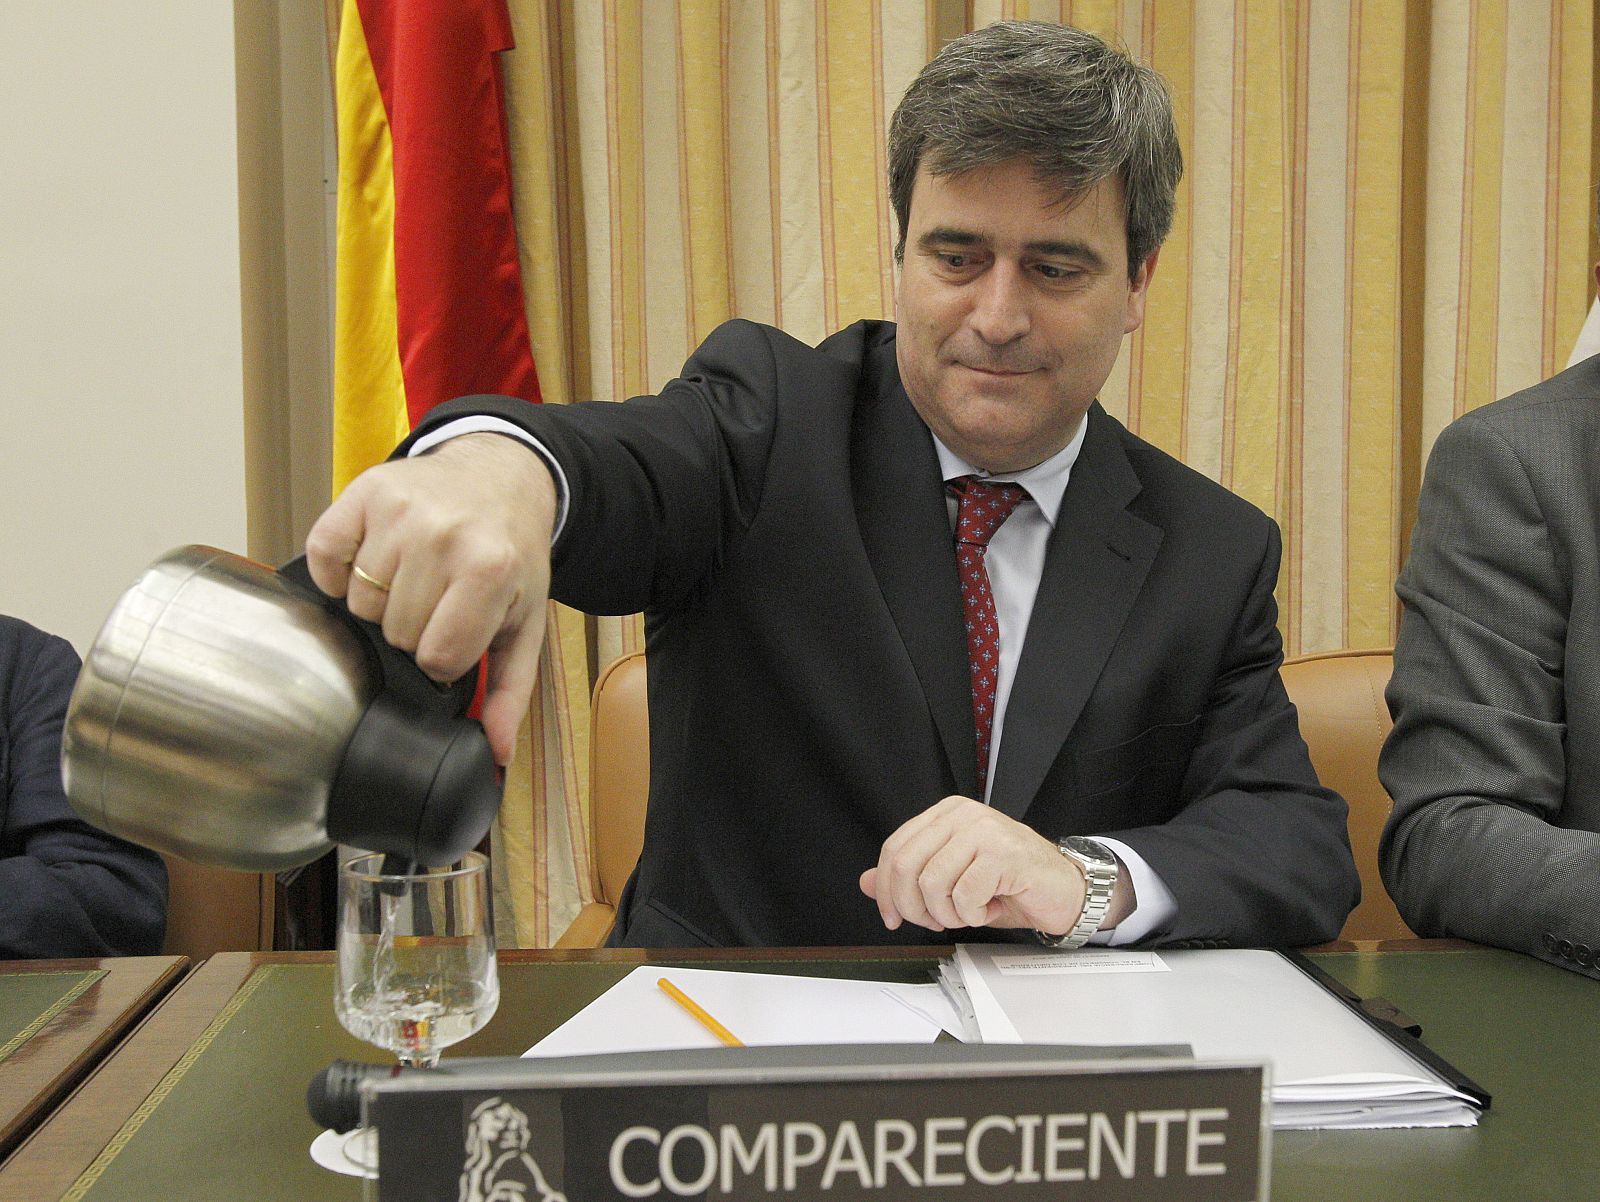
[354,0,541,421]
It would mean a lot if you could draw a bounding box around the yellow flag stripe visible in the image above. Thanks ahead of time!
[332,0,408,496]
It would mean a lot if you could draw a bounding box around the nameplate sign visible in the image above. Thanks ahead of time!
[368,1045,1267,1201]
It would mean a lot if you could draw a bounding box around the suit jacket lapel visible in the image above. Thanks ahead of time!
[987,407,1164,820]
[852,353,978,797]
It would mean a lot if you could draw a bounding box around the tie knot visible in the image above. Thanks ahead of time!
[949,476,1028,548]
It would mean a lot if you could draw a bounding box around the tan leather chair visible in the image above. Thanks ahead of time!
[550,647,1414,945]
[554,651,650,948]
[1280,649,1414,942]
[159,855,273,959]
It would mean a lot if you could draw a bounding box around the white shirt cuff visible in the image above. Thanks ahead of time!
[408,415,570,540]
[1085,837,1176,945]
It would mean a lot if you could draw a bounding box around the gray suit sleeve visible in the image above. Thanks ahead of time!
[1379,414,1600,978]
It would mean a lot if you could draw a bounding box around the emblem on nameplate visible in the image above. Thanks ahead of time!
[458,1096,567,1202]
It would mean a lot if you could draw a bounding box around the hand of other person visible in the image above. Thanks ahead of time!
[858,797,1134,936]
[305,433,558,766]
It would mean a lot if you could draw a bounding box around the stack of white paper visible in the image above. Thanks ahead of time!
[522,951,1482,1131]
[946,945,1482,1130]
[525,965,962,1057]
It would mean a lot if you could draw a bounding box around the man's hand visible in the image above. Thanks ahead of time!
[858,797,1132,935]
[304,433,558,766]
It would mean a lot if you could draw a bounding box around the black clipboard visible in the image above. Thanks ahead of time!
[1281,948,1492,1111]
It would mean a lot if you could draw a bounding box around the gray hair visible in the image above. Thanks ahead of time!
[888,21,1182,276]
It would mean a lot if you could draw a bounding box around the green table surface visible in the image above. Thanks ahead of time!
[1272,947,1600,1199]
[9,946,1598,1200]
[0,972,106,1068]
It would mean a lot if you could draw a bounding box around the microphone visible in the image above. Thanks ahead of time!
[307,1060,427,1132]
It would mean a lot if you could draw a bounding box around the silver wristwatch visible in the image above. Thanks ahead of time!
[1036,836,1119,949]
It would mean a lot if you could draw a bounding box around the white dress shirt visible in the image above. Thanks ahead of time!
[1566,296,1600,369]
[419,410,1176,941]
[931,421,1175,944]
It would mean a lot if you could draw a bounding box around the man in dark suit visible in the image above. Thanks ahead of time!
[1,615,167,957]
[307,22,1357,948]
[1380,351,1600,982]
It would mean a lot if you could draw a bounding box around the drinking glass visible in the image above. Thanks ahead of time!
[332,851,499,1171]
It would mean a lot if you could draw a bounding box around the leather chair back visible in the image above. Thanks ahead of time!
[550,648,1413,945]
[554,650,650,947]
[1280,649,1414,941]
[160,856,273,959]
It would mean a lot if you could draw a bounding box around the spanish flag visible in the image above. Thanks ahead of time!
[333,0,541,495]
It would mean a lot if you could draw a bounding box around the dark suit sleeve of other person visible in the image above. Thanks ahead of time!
[1379,367,1600,979]
[0,617,167,957]
[405,319,1356,948]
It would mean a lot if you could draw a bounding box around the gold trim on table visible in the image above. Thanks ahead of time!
[64,965,279,1201]
[0,970,107,1066]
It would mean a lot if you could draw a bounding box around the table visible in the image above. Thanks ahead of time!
[0,944,1593,1200]
[0,957,186,1164]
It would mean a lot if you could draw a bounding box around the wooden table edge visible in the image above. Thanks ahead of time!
[0,956,188,1165]
[0,955,238,1198]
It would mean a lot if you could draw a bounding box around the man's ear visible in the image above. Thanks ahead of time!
[1124,247,1162,334]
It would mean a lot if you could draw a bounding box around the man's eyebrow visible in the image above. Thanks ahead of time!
[917,226,986,249]
[1025,239,1106,268]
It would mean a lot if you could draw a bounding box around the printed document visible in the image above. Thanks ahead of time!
[945,945,1481,1130]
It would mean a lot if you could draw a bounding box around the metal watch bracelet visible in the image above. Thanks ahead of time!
[1036,836,1118,949]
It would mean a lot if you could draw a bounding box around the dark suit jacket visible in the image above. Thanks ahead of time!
[0,616,167,957]
[1381,355,1600,979]
[411,320,1357,948]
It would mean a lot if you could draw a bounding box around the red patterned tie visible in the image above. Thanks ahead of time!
[948,476,1028,798]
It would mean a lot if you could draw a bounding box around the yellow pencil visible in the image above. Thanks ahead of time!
[657,977,745,1047]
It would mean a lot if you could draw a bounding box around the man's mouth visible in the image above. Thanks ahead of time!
[958,363,1034,377]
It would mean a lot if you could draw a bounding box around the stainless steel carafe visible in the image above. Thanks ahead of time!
[62,545,500,871]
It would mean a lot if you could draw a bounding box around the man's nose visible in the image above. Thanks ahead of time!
[966,263,1031,344]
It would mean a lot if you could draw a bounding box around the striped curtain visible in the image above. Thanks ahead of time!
[481,0,1595,944]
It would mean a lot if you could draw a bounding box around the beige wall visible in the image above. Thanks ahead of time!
[0,4,248,652]
[0,4,332,654]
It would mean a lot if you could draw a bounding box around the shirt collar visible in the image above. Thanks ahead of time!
[931,412,1088,528]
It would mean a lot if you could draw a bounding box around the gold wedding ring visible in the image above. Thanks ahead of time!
[351,563,392,594]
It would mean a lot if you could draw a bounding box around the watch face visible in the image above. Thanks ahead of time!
[1061,836,1115,868]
